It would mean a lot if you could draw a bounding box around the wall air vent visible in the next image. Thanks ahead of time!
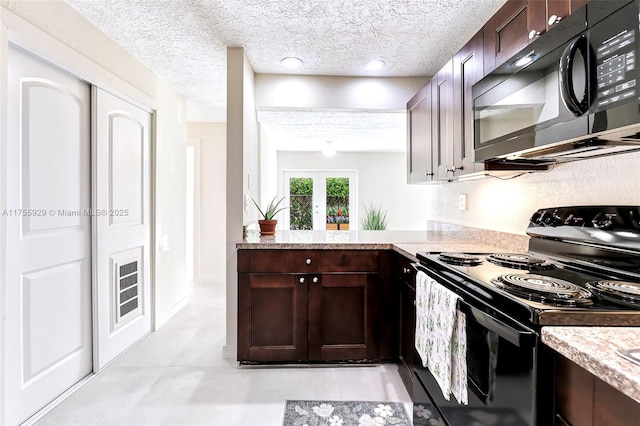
[118,260,139,319]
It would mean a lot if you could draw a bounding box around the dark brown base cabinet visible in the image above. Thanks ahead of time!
[555,353,640,426]
[237,249,381,363]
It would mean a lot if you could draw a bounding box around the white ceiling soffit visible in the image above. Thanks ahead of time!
[258,109,407,153]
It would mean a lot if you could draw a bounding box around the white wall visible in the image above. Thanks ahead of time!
[187,123,226,282]
[0,0,188,328]
[225,47,258,359]
[255,74,427,110]
[423,152,640,235]
[278,151,431,230]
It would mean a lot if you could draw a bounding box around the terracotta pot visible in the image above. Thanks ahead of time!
[258,219,277,235]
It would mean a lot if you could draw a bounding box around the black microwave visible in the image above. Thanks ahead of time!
[473,0,640,164]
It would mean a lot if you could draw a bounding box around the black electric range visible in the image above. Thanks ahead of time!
[411,206,640,426]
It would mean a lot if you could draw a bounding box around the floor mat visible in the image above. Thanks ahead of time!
[282,400,411,425]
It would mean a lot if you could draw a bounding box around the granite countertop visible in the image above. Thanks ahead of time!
[237,227,529,259]
[542,327,640,403]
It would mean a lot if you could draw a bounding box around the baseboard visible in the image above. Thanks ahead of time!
[154,295,188,329]
[222,343,237,360]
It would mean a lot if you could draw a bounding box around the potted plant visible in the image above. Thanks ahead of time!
[361,202,388,230]
[252,196,287,235]
[326,206,338,230]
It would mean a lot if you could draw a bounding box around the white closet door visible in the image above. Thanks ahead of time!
[93,87,152,369]
[5,46,92,425]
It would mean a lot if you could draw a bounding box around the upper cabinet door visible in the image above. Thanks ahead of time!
[483,0,529,74]
[547,0,572,29]
[570,0,590,13]
[433,59,455,181]
[407,81,435,183]
[453,30,485,177]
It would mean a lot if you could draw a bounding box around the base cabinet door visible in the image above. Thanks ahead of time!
[237,249,380,363]
[238,273,308,362]
[555,353,640,426]
[308,273,378,361]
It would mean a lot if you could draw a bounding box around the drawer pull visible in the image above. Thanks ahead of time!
[312,276,319,283]
[305,258,312,265]
[299,277,305,283]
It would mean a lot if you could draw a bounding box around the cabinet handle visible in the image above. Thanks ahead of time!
[305,258,312,265]
[403,267,410,274]
[425,172,434,177]
[413,300,416,306]
[299,277,305,283]
[312,277,319,283]
[528,29,541,40]
[446,166,463,173]
[548,15,561,26]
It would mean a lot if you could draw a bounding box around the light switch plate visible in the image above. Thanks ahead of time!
[458,194,467,211]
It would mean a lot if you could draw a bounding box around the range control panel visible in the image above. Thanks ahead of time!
[528,206,640,230]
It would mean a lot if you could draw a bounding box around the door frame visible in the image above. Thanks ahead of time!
[282,170,358,231]
[0,8,158,424]
[185,138,202,282]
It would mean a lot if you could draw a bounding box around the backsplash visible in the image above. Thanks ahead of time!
[423,152,640,235]
[426,221,529,253]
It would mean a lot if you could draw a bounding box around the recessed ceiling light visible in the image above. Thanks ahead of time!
[365,59,386,72]
[322,140,336,157]
[281,57,303,70]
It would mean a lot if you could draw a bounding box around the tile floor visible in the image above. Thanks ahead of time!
[35,281,412,425]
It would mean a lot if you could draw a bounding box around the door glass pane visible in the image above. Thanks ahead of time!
[325,177,349,231]
[289,177,313,230]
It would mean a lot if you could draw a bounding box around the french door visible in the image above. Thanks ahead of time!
[282,171,357,231]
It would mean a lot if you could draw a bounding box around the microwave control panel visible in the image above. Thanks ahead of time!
[595,28,637,108]
[592,0,639,113]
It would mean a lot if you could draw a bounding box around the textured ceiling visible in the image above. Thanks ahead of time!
[65,0,507,151]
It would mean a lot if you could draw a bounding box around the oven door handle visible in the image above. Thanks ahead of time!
[459,301,535,347]
[412,263,536,347]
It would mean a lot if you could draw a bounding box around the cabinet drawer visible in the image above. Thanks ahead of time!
[240,249,379,273]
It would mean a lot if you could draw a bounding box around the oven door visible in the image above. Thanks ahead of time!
[413,266,552,426]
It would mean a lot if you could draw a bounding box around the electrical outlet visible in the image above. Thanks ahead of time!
[458,194,467,211]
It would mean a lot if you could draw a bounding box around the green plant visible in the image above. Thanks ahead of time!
[252,196,287,220]
[289,178,313,230]
[361,202,388,230]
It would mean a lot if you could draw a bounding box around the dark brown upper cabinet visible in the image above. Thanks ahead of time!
[483,0,530,74]
[433,59,454,180]
[453,30,485,177]
[407,81,435,183]
[484,0,590,74]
